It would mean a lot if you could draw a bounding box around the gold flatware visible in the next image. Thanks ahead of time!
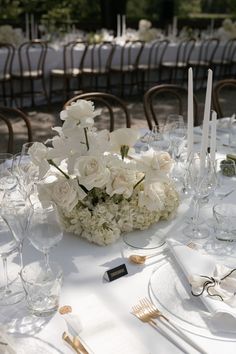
[131,298,206,354]
[62,332,80,353]
[62,331,89,354]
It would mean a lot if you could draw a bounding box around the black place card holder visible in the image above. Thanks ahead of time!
[104,264,128,282]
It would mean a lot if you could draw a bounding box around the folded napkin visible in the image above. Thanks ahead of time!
[167,239,236,333]
[62,294,148,354]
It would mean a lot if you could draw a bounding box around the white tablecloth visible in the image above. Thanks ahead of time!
[1,128,236,353]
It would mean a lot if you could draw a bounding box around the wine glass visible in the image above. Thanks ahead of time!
[0,215,24,305]
[28,201,63,271]
[183,153,217,239]
[13,143,40,198]
[0,153,17,192]
[148,125,170,152]
[165,114,184,132]
[1,194,32,269]
[168,121,187,185]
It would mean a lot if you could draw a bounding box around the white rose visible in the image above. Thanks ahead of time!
[106,168,136,198]
[51,178,85,211]
[138,182,165,211]
[38,178,85,212]
[60,99,100,128]
[74,155,110,190]
[132,149,173,183]
[28,142,50,179]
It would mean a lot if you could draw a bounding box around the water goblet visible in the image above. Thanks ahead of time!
[0,215,24,305]
[0,153,17,192]
[28,201,63,271]
[183,153,217,239]
[165,114,184,132]
[148,125,170,152]
[1,194,32,269]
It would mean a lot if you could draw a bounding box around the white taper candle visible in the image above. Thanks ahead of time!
[200,69,213,175]
[117,14,121,38]
[122,14,126,38]
[210,110,217,163]
[187,67,194,159]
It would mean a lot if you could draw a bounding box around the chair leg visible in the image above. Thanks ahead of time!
[42,77,50,110]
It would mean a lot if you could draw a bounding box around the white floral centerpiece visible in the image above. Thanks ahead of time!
[217,19,236,41]
[29,100,179,246]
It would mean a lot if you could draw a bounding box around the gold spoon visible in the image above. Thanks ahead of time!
[129,253,161,264]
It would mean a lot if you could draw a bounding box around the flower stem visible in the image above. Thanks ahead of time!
[48,159,70,179]
[134,175,145,190]
[84,128,89,151]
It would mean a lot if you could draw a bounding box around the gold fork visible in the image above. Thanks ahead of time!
[131,304,190,353]
[132,299,206,354]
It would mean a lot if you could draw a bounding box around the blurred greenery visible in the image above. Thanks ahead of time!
[0,0,235,27]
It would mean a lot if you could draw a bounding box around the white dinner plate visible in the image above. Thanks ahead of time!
[149,259,236,341]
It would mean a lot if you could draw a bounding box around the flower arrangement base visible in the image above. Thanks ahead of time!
[58,183,179,246]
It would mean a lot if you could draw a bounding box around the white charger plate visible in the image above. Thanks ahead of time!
[149,259,236,341]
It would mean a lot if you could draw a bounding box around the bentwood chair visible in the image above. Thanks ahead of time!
[0,106,32,153]
[49,40,88,103]
[80,41,115,92]
[63,92,131,132]
[0,43,15,106]
[110,40,144,97]
[189,38,219,89]
[213,79,236,118]
[12,40,49,107]
[137,39,169,92]
[160,39,196,84]
[143,84,199,130]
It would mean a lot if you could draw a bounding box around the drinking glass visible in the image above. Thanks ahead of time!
[28,201,63,270]
[168,121,187,161]
[20,260,63,317]
[183,154,217,239]
[148,125,170,152]
[214,158,235,200]
[165,114,184,132]
[1,196,32,268]
[229,118,236,149]
[213,203,236,242]
[0,153,17,192]
[13,145,39,198]
[0,215,24,305]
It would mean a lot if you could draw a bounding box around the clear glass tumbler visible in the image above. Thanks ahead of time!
[20,261,63,317]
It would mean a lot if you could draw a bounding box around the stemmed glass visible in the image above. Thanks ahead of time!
[1,196,32,269]
[28,201,63,271]
[183,153,217,239]
[148,125,170,152]
[0,153,17,192]
[0,215,24,305]
[168,121,187,184]
[12,143,40,199]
